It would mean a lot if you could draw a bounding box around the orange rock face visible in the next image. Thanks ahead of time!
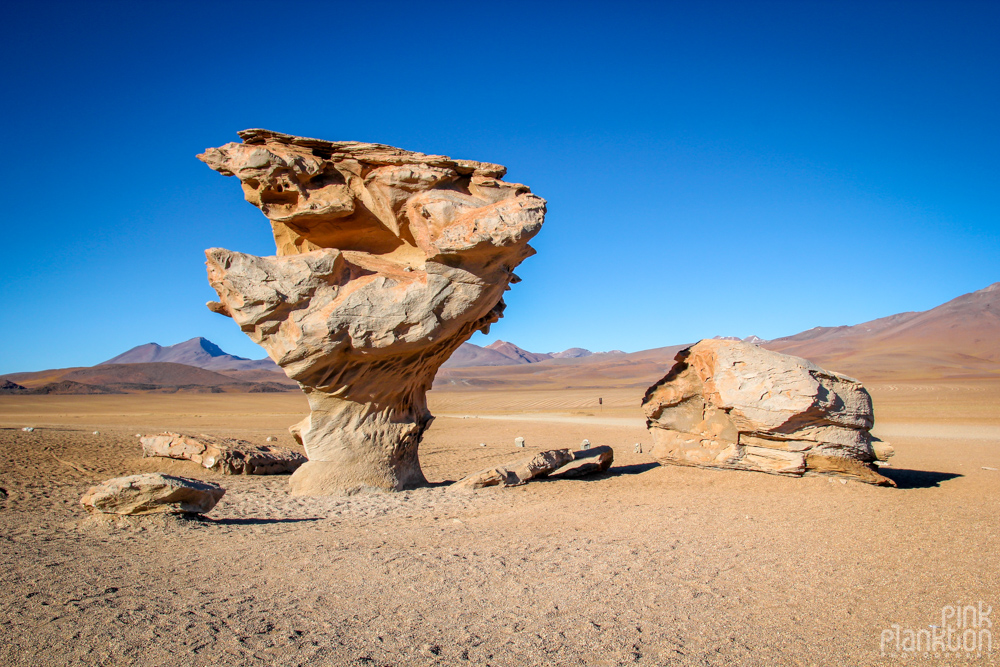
[642,340,894,485]
[199,130,545,495]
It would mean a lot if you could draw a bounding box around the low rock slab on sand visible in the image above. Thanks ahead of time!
[642,339,894,486]
[553,445,614,478]
[80,473,225,515]
[140,432,306,475]
[453,446,614,490]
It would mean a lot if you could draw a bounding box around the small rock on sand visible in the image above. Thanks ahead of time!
[453,446,615,490]
[515,436,525,448]
[80,473,225,516]
[554,446,614,478]
[452,449,575,490]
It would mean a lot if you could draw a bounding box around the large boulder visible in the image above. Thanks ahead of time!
[641,340,893,485]
[199,130,545,495]
[140,432,306,474]
[80,473,225,515]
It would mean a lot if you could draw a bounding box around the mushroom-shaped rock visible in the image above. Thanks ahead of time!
[140,432,306,475]
[81,474,225,515]
[641,340,894,486]
[199,130,545,495]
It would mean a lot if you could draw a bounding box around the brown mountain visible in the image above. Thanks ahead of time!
[442,341,552,368]
[102,337,279,372]
[434,344,688,390]
[442,341,599,368]
[2,362,295,394]
[434,282,1000,390]
[763,282,1000,381]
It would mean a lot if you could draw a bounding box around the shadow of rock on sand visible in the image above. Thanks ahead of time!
[603,462,660,477]
[193,517,324,526]
[539,462,660,483]
[879,468,963,489]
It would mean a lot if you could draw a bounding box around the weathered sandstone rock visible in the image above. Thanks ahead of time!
[140,432,306,474]
[642,340,894,486]
[553,445,614,478]
[452,446,614,490]
[199,130,544,494]
[81,473,225,515]
[452,449,575,490]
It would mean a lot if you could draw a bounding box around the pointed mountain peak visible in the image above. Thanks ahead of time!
[101,337,276,371]
[176,337,234,359]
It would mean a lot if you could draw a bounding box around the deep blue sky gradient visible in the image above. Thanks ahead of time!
[2,1,998,372]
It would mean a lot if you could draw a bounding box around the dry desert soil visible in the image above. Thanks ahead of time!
[1,380,998,666]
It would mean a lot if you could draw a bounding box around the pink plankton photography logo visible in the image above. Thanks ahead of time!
[881,602,993,659]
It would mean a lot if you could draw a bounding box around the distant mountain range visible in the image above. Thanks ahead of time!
[441,341,624,368]
[3,282,997,393]
[436,281,1000,388]
[763,281,1000,379]
[0,362,294,395]
[102,337,279,372]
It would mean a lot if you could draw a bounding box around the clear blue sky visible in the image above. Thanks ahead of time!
[2,1,998,373]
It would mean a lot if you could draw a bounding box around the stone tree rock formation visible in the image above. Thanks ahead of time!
[642,340,894,485]
[198,130,545,495]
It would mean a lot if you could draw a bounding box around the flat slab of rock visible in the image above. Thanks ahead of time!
[81,473,225,515]
[642,340,894,486]
[452,449,574,490]
[452,446,615,490]
[553,445,614,478]
[140,432,306,474]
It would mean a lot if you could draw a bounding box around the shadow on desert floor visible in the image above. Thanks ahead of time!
[193,517,324,526]
[603,462,660,477]
[878,468,962,489]
[539,463,964,490]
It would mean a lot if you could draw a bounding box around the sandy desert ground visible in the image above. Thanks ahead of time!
[1,379,998,666]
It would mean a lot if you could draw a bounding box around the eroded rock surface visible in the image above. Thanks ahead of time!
[452,449,575,490]
[199,130,544,494]
[554,445,614,478]
[452,446,615,490]
[140,432,306,475]
[81,473,225,515]
[642,340,893,485]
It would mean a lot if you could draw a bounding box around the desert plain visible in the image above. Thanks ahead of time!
[1,367,998,666]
